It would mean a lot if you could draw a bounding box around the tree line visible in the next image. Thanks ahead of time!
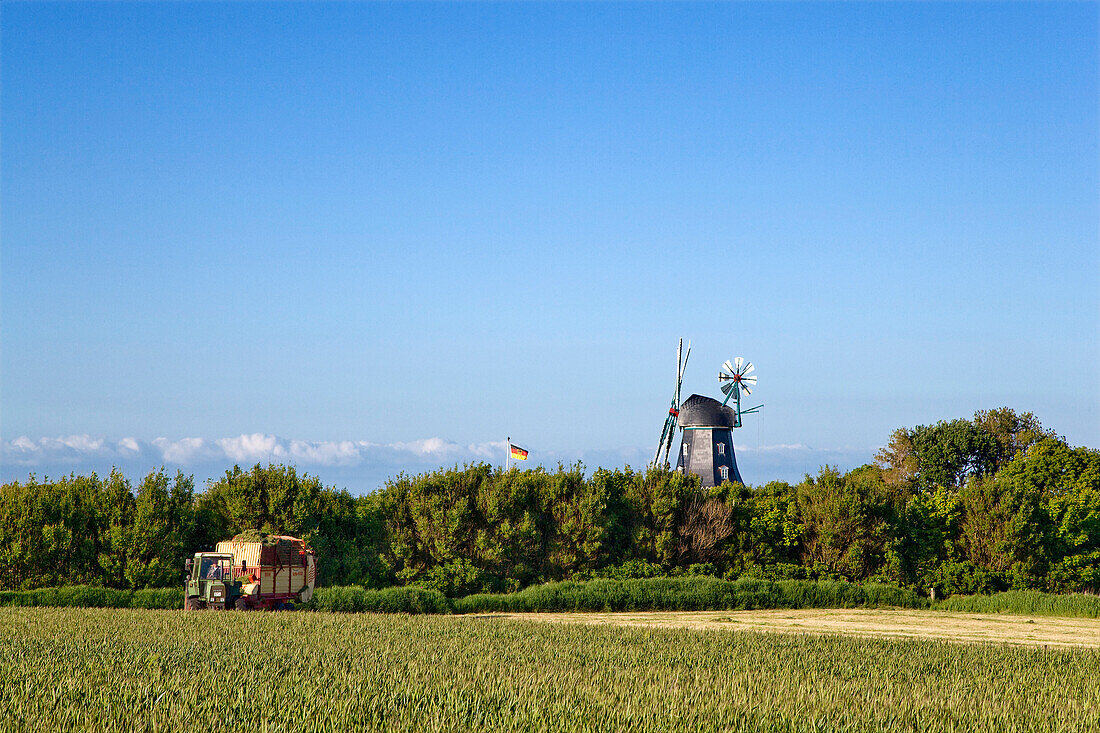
[2,408,1097,597]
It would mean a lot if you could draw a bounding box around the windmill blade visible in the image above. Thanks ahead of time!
[720,382,735,396]
[734,356,744,371]
[741,383,752,395]
[661,423,677,466]
[742,375,757,386]
[659,406,681,467]
[673,340,691,409]
[674,340,683,406]
[740,362,755,377]
[668,347,677,405]
[718,371,732,381]
[677,347,688,404]
[722,359,735,374]
[654,415,673,465]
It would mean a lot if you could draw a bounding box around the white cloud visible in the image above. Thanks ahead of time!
[42,434,106,452]
[215,433,282,463]
[287,439,361,466]
[2,435,112,465]
[388,437,458,457]
[151,437,209,464]
[9,436,39,453]
[468,440,507,458]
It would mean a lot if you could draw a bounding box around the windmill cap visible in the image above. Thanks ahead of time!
[677,394,738,428]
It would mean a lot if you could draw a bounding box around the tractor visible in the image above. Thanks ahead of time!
[183,534,316,611]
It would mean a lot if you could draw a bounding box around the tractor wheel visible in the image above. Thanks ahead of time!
[234,597,249,611]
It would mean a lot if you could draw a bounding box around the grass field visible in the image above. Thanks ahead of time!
[3,607,1100,732]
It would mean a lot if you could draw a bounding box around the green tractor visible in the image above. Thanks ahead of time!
[184,553,247,610]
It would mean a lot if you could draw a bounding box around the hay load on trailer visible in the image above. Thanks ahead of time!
[184,533,317,611]
[218,533,317,604]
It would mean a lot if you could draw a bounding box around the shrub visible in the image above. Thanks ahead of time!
[936,590,1100,618]
[452,576,926,614]
[0,585,133,608]
[929,561,1006,597]
[404,559,489,597]
[738,563,811,581]
[307,586,451,614]
[131,587,183,609]
[580,560,669,581]
[1045,552,1100,595]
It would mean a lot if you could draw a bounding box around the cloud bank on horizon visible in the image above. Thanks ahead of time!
[3,433,502,470]
[1,433,874,491]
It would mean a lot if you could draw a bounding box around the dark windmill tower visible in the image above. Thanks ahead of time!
[675,395,744,487]
[664,355,761,488]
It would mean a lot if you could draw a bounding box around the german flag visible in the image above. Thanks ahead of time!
[509,444,529,461]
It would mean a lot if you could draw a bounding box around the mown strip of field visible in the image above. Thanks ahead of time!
[3,607,1100,732]
[480,608,1100,649]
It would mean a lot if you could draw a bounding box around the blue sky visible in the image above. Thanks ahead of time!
[3,2,1097,491]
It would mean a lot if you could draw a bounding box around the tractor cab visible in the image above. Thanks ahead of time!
[184,553,242,610]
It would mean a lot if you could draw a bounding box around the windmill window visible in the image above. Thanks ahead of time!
[720,466,729,481]
[717,442,725,455]
[682,443,689,456]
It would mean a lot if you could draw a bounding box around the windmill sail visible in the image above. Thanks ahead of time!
[653,339,690,468]
[719,356,761,427]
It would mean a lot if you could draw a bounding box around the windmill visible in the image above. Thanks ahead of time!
[673,355,763,488]
[718,357,762,428]
[653,338,690,468]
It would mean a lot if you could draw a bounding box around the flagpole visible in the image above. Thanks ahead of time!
[506,436,510,471]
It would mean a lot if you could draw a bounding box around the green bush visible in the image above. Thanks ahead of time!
[307,585,451,614]
[452,576,927,614]
[1046,552,1100,594]
[131,587,183,609]
[0,585,181,609]
[403,559,488,597]
[929,561,1006,597]
[0,585,132,608]
[579,560,669,581]
[766,563,812,581]
[772,579,922,609]
[936,590,1100,618]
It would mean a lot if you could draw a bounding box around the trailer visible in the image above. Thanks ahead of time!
[184,534,316,611]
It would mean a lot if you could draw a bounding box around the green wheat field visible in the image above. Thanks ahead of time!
[3,608,1100,732]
